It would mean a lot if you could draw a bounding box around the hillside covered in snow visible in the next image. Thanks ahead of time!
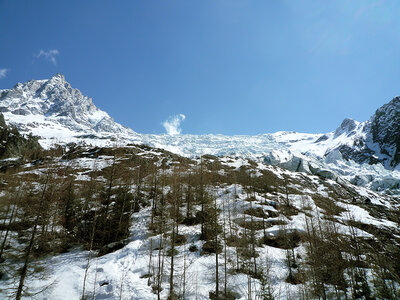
[0,140,398,299]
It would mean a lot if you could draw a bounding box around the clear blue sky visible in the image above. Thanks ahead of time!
[1,0,400,135]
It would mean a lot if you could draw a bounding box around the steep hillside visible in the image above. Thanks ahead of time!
[0,144,399,299]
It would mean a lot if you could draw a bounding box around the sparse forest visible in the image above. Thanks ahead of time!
[0,134,399,299]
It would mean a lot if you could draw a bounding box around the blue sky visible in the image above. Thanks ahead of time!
[1,0,400,135]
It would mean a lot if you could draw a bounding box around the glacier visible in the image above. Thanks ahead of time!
[1,74,400,193]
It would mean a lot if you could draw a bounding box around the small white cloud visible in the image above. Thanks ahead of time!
[162,114,186,135]
[0,68,8,79]
[35,49,59,65]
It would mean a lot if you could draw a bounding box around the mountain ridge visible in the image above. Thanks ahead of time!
[2,74,400,192]
[0,74,136,147]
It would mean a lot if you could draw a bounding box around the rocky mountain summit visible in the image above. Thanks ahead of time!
[316,96,400,170]
[0,74,135,146]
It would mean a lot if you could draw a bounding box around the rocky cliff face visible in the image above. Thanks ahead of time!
[369,96,400,167]
[322,96,400,169]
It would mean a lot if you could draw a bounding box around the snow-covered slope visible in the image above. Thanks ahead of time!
[1,145,399,299]
[2,74,400,192]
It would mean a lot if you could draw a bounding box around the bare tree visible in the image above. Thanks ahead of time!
[16,172,50,300]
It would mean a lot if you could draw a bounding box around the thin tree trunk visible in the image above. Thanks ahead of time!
[16,175,49,300]
[82,209,98,300]
[169,222,175,298]
[0,190,19,262]
[215,195,219,298]
[223,197,228,297]
[182,244,187,300]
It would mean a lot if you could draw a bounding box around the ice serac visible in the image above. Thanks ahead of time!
[264,150,337,180]
[0,74,136,147]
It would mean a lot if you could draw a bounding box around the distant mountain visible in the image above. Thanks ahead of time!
[0,74,136,147]
[1,74,400,192]
[310,96,400,170]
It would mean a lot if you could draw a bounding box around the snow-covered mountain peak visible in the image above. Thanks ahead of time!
[48,72,66,82]
[334,118,359,138]
[0,74,136,147]
[1,73,91,115]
